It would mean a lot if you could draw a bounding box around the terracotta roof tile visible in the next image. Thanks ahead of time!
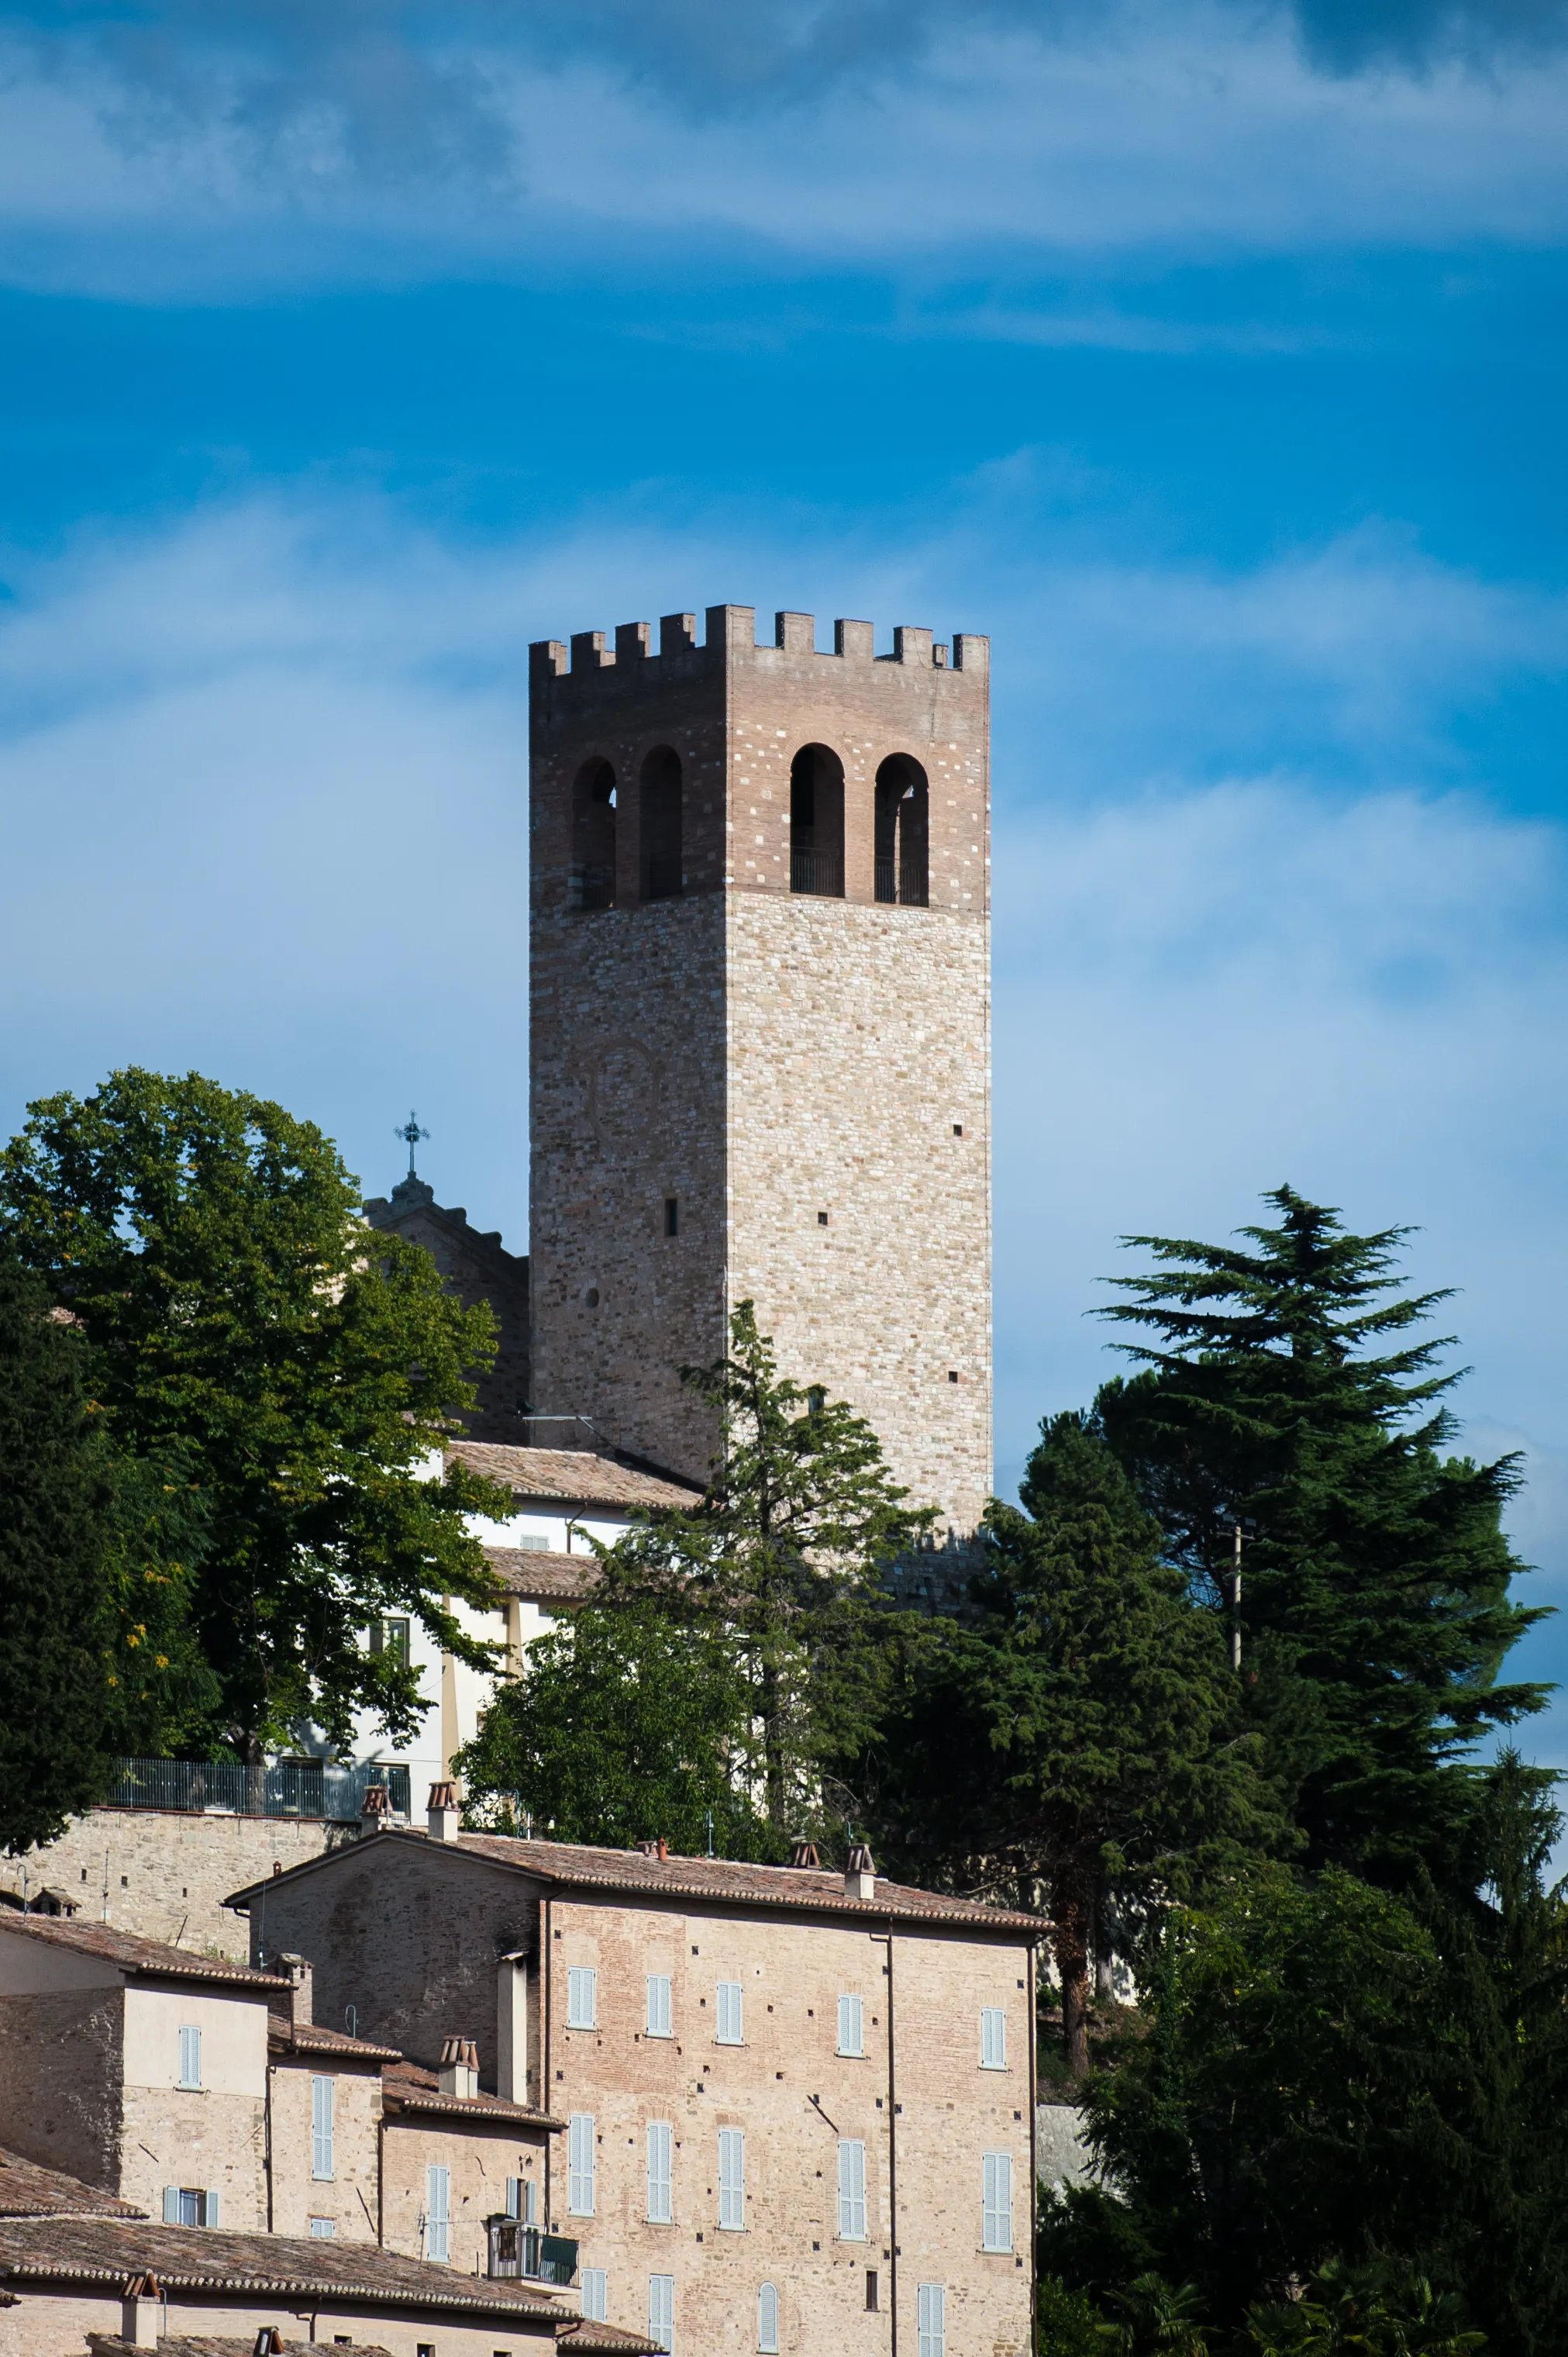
[557,2320,662,2354]
[0,1913,286,1991]
[268,2020,401,2063]
[0,2218,563,2320]
[484,1547,598,1605]
[0,2148,145,2220]
[450,1831,1046,1934]
[381,2058,563,2130]
[90,2342,391,2357]
[448,1442,700,1513]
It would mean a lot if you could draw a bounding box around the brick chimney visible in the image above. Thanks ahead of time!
[120,2274,160,2348]
[439,2035,480,2099]
[427,1781,461,1842]
[844,1843,877,1901]
[266,1951,313,2030]
[360,1782,391,1831]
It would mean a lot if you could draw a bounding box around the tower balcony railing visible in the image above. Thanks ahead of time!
[486,2219,579,2285]
[875,858,929,908]
[568,864,615,912]
[790,847,844,897]
[101,1758,411,1822]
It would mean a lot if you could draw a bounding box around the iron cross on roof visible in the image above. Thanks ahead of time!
[395,1109,429,1178]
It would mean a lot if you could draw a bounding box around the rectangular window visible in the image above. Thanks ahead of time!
[568,2114,597,2216]
[427,2163,450,2262]
[582,2269,608,2324]
[980,2007,1007,2070]
[837,2139,866,2241]
[505,2176,522,2221]
[309,2216,336,2239]
[177,2025,202,2090]
[506,2176,538,2225]
[650,2272,674,2354]
[837,1994,864,2057]
[646,1973,673,2038]
[312,2074,335,2179]
[715,1981,743,2045]
[369,1615,411,1666]
[647,2120,674,2223]
[982,2152,1013,2252]
[918,2283,946,2357]
[664,1198,679,1237]
[717,2128,745,2231]
[166,2186,215,2227]
[865,2269,879,2311]
[567,1965,598,2029]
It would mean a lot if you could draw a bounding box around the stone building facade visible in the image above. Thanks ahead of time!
[529,606,992,1535]
[225,1824,1041,2357]
[364,1172,532,1444]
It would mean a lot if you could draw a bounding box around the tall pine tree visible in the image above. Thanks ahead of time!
[1095,1185,1545,1885]
[0,1244,115,1850]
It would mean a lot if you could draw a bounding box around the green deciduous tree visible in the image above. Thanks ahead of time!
[1095,1186,1546,1887]
[862,1412,1284,2074]
[0,1069,511,1759]
[0,1242,117,1850]
[456,1602,774,1857]
[595,1302,934,1837]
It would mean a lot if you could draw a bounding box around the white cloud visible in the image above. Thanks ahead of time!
[1,2,1566,294]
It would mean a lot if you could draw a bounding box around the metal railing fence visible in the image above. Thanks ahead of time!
[102,1758,411,1821]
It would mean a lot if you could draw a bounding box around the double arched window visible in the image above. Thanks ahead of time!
[875,754,929,906]
[570,758,616,910]
[789,744,846,898]
[640,746,683,902]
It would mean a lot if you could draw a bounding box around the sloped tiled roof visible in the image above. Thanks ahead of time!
[268,2020,401,2063]
[0,2148,144,2221]
[0,1913,285,1991]
[557,2320,662,2354]
[484,1546,597,1605]
[381,2058,562,2131]
[448,1441,701,1513]
[0,2217,562,2320]
[90,2343,391,2357]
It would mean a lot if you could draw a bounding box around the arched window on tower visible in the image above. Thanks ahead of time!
[640,746,683,902]
[789,744,845,898]
[571,757,616,910]
[875,755,929,907]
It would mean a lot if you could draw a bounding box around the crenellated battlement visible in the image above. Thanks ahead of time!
[531,606,989,685]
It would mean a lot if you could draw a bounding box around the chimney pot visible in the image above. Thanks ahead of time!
[845,1843,877,1901]
[427,1781,462,1841]
[790,1838,821,1869]
[438,2034,481,2098]
[360,1783,390,1829]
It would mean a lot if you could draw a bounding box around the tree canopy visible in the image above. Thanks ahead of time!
[0,1068,512,1759]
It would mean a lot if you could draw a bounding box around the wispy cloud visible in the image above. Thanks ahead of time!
[2,2,1566,295]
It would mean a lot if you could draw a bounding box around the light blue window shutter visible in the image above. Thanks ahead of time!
[524,2175,539,2226]
[312,2075,335,2179]
[568,2114,597,2215]
[178,2024,201,2088]
[505,2176,522,2221]
[918,2283,946,2357]
[837,1994,863,2056]
[203,2189,219,2228]
[981,2151,1012,2252]
[837,2140,866,2240]
[646,1974,673,2038]
[163,2186,180,2224]
[980,2007,1006,2069]
[581,2269,608,2323]
[649,2272,674,2353]
[567,1965,598,2029]
[646,2121,673,2223]
[757,2281,780,2353]
[717,2128,745,2231]
[426,2164,450,2262]
[715,1981,743,2044]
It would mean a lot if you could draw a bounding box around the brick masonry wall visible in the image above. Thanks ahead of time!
[543,1894,1031,2357]
[268,2053,384,2240]
[0,1985,122,2186]
[0,2286,559,2357]
[381,2114,547,2277]
[13,1811,350,1962]
[529,607,992,1527]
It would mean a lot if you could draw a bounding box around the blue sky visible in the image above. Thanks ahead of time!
[2,0,1566,1772]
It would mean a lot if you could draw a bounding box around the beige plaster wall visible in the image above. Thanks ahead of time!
[119,1984,269,2226]
[0,2284,560,2357]
[268,2053,384,2241]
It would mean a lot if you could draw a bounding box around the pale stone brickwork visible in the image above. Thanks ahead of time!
[380,2112,543,2276]
[267,2051,384,2241]
[0,1986,122,2187]
[12,1809,343,1963]
[225,1831,1039,2357]
[0,2284,560,2357]
[117,1983,269,2228]
[364,1173,532,1443]
[529,605,992,1533]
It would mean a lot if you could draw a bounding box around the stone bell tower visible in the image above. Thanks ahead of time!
[528,606,991,1535]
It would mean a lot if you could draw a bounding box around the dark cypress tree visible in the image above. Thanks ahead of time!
[0,1243,115,1851]
[1095,1185,1546,1886]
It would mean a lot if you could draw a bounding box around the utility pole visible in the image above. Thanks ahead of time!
[1231,1522,1243,1672]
